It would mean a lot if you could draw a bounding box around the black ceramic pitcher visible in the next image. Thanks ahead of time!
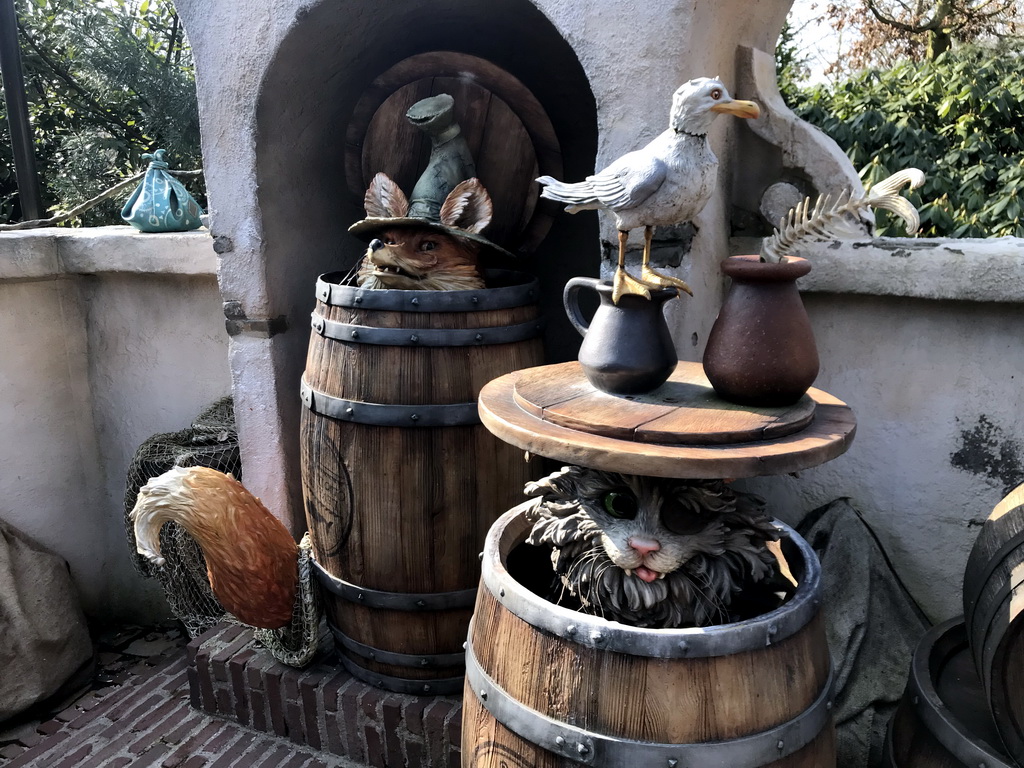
[563,277,678,395]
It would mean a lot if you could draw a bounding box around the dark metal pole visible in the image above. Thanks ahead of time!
[0,0,43,221]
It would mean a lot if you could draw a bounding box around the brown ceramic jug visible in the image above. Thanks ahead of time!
[702,255,818,406]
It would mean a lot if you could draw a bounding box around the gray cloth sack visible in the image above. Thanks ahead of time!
[0,518,93,724]
[798,498,929,768]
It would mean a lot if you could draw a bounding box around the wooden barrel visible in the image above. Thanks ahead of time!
[963,482,1024,764]
[884,619,1014,768]
[300,270,543,694]
[463,504,836,767]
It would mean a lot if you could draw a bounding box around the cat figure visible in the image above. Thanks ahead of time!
[523,465,794,629]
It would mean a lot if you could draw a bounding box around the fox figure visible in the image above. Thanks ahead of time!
[355,173,492,291]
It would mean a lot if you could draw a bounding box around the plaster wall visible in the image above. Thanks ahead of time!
[174,0,797,532]
[733,237,1024,621]
[0,228,230,622]
[170,0,1024,621]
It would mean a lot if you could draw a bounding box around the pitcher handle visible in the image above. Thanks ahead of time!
[563,277,599,338]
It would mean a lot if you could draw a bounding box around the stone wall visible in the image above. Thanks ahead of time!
[0,227,230,622]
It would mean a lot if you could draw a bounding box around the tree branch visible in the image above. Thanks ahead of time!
[17,21,147,142]
[866,0,941,32]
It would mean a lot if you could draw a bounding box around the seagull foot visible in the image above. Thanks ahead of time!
[640,265,693,296]
[612,268,652,304]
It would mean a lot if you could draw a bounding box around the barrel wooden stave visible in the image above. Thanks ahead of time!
[301,275,542,688]
[963,482,1024,764]
[464,692,834,768]
[462,508,835,767]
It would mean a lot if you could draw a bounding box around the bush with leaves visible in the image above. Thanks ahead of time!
[0,0,202,225]
[782,45,1024,238]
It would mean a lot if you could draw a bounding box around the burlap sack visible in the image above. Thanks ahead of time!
[0,518,93,723]
[798,499,930,768]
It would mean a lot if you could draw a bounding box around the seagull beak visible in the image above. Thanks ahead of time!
[710,99,761,119]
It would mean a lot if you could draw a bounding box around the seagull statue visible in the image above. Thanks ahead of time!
[537,78,760,303]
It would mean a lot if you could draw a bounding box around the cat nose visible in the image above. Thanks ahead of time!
[369,239,385,252]
[628,536,660,556]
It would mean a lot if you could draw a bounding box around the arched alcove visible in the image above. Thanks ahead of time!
[253,0,598,527]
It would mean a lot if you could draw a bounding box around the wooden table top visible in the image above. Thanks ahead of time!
[478,361,856,479]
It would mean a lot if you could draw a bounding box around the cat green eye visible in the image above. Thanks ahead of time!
[602,490,638,519]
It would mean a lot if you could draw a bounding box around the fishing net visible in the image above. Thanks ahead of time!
[123,397,322,666]
[123,397,238,638]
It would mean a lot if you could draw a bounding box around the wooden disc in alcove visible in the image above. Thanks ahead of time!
[512,361,816,445]
[345,51,563,255]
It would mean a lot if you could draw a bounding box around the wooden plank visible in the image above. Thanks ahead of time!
[513,361,815,445]
[483,362,856,478]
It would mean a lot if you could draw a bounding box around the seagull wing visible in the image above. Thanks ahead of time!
[538,150,666,212]
[585,151,667,210]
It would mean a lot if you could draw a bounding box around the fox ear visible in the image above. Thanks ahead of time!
[439,178,493,233]
[364,173,409,218]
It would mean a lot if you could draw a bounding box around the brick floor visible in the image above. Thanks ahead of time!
[0,637,364,768]
[189,624,462,768]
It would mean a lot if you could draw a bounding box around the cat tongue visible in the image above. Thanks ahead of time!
[635,566,659,583]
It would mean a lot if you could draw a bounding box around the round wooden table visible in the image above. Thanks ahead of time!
[478,361,856,479]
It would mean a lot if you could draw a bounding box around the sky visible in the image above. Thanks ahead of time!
[787,0,844,83]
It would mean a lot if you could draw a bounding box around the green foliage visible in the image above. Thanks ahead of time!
[0,0,202,225]
[783,46,1024,238]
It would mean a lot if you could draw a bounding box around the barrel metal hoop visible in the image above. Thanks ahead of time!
[311,559,477,611]
[484,512,821,659]
[977,580,1024,704]
[908,618,1015,768]
[311,313,544,347]
[335,653,464,696]
[300,378,480,427]
[316,269,540,312]
[328,624,466,669]
[465,637,834,767]
[963,528,1024,622]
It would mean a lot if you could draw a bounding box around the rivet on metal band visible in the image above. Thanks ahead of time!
[311,559,477,611]
[482,513,821,659]
[300,378,480,427]
[309,313,544,347]
[334,653,464,696]
[315,269,540,313]
[465,637,834,767]
[908,619,1014,768]
[328,625,466,669]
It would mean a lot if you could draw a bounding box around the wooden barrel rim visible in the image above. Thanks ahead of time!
[465,628,834,767]
[906,618,1014,768]
[315,268,539,312]
[481,501,823,659]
